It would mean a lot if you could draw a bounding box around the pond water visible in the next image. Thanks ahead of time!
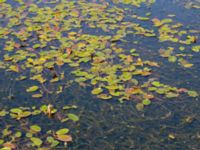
[0,0,200,150]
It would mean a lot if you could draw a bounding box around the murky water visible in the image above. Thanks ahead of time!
[0,0,200,149]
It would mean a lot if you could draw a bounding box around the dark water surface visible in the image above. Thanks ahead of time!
[0,0,200,150]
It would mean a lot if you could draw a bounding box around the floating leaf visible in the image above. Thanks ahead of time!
[20,111,31,118]
[151,81,162,87]
[179,59,193,68]
[56,134,72,142]
[136,103,144,111]
[67,113,79,122]
[14,132,22,138]
[3,142,16,149]
[46,136,59,147]
[2,128,12,136]
[0,139,4,145]
[168,133,175,140]
[156,88,166,94]
[97,94,112,100]
[168,56,177,62]
[30,137,43,147]
[9,65,19,72]
[30,74,46,83]
[142,99,151,105]
[187,91,198,97]
[26,86,39,92]
[10,108,22,114]
[0,110,8,117]
[179,46,185,51]
[30,125,41,133]
[0,0,6,3]
[56,128,69,135]
[148,87,157,91]
[192,45,200,52]
[26,132,33,138]
[91,87,103,95]
[165,92,179,98]
[32,93,43,98]
[16,76,27,81]
[62,105,78,110]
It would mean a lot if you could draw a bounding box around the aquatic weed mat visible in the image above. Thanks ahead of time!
[0,0,200,149]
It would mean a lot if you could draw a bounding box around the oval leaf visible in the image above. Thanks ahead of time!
[56,128,69,135]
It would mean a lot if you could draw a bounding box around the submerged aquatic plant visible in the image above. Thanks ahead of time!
[0,0,199,149]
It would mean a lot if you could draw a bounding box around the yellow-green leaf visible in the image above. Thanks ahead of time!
[26,86,39,92]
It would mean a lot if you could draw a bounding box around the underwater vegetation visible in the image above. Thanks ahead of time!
[0,0,199,149]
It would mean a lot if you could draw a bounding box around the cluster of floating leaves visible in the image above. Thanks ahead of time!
[152,18,199,67]
[0,104,79,149]
[184,0,200,9]
[0,0,199,149]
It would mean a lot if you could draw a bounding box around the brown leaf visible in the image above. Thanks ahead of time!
[66,48,72,55]
[56,134,72,142]
[126,55,133,63]
[178,88,188,93]
[3,142,16,149]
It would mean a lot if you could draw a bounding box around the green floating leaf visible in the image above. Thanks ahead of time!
[0,110,8,117]
[56,128,69,135]
[97,94,112,100]
[179,46,185,51]
[26,86,39,92]
[91,87,103,95]
[187,91,198,97]
[192,45,200,52]
[168,56,177,62]
[165,92,179,98]
[14,132,22,138]
[30,137,43,147]
[30,125,41,133]
[142,99,151,105]
[67,113,79,122]
[156,88,166,94]
[151,81,162,87]
[179,58,193,68]
[0,139,4,145]
[10,108,22,114]
[9,65,19,72]
[2,128,12,136]
[148,87,157,91]
[20,111,31,118]
[26,132,33,138]
[46,136,59,147]
[136,103,144,111]
[62,105,78,110]
[121,72,132,81]
[0,0,6,4]
[32,93,43,98]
